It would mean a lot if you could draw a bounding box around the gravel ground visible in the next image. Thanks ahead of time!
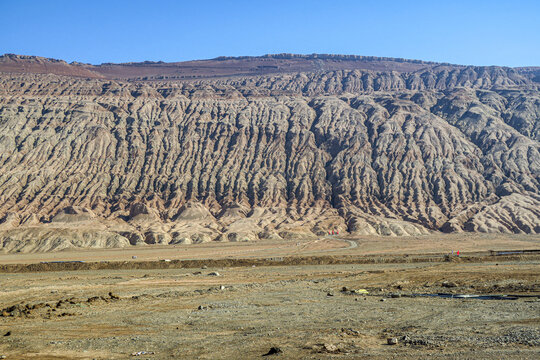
[0,260,539,359]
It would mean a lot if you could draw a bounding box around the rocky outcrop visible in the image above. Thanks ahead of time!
[0,55,538,252]
[51,206,96,223]
[0,54,105,78]
[0,227,130,253]
[197,66,536,96]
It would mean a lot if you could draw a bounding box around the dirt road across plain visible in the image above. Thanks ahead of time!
[0,233,538,266]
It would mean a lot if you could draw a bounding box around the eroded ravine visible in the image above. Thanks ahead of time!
[0,60,539,252]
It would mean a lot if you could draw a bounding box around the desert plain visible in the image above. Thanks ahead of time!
[0,234,538,359]
[0,53,539,359]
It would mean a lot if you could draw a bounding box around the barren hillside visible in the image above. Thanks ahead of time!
[0,54,539,252]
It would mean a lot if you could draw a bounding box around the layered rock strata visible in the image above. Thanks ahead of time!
[0,55,538,252]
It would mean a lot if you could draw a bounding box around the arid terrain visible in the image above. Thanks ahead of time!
[0,235,539,359]
[0,53,539,358]
[0,53,539,252]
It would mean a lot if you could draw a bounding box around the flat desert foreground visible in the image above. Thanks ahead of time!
[0,234,539,359]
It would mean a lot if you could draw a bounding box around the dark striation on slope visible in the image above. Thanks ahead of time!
[0,54,538,252]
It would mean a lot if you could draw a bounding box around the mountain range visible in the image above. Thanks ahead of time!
[0,53,538,252]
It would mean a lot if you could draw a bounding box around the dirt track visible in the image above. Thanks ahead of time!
[0,234,539,273]
[0,233,538,265]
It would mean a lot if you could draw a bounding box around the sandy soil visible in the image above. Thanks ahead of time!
[0,235,539,359]
[0,233,538,265]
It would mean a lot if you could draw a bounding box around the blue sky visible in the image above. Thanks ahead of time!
[1,0,538,66]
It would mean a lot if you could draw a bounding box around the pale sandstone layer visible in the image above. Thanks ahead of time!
[0,55,539,252]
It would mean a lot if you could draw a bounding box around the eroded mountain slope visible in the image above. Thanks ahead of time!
[0,65,539,252]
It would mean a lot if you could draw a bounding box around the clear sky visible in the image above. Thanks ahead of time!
[1,0,539,67]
